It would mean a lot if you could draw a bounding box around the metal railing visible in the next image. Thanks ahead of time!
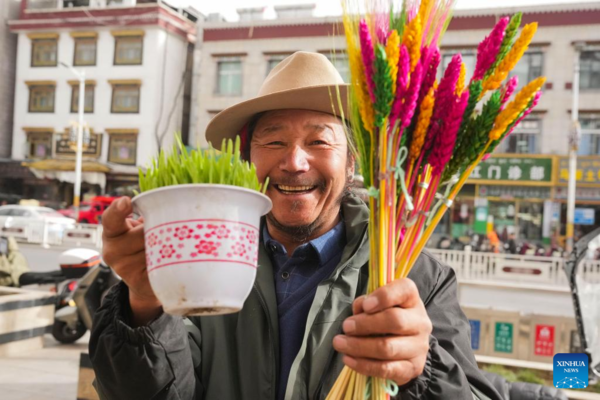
[0,217,103,248]
[3,221,600,285]
[428,248,600,286]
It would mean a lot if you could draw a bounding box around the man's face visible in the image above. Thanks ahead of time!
[250,109,354,239]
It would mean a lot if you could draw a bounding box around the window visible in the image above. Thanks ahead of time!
[579,114,600,156]
[107,130,138,165]
[25,131,53,159]
[509,50,544,89]
[30,34,58,67]
[580,50,600,90]
[113,31,144,65]
[441,50,476,83]
[266,55,287,76]
[73,36,97,66]
[27,82,56,113]
[497,117,541,154]
[110,81,141,113]
[70,81,95,113]
[216,58,242,95]
[325,52,350,83]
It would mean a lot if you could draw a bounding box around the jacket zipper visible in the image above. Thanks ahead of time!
[254,285,278,400]
[314,224,369,399]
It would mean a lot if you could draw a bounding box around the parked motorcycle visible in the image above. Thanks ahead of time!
[52,248,120,343]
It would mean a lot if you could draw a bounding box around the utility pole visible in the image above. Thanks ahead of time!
[60,62,86,223]
[566,43,585,253]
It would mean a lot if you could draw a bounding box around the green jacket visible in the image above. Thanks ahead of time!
[90,194,500,400]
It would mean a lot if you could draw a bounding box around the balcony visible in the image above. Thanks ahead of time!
[25,0,157,11]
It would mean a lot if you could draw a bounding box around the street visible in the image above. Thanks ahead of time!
[0,333,89,400]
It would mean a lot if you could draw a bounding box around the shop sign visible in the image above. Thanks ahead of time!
[55,132,102,158]
[557,157,600,186]
[478,185,551,199]
[470,157,553,183]
[494,322,514,353]
[574,208,595,225]
[469,320,481,351]
[555,186,600,201]
[534,324,555,357]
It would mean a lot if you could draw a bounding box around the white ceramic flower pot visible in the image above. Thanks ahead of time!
[132,184,272,316]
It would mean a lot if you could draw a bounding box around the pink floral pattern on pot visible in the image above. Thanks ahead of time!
[145,219,260,272]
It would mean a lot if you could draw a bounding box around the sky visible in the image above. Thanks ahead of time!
[165,0,600,21]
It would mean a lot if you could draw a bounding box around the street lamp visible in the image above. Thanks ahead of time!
[60,61,86,223]
[566,42,586,253]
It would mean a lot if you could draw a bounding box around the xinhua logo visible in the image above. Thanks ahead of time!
[553,353,588,389]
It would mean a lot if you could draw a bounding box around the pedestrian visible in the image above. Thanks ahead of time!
[90,52,501,400]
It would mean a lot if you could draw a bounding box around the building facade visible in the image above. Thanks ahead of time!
[190,2,600,245]
[0,0,20,159]
[7,0,196,206]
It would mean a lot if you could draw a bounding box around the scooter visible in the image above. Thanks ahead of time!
[52,248,120,343]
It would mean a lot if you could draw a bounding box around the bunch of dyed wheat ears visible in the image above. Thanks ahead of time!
[328,0,545,398]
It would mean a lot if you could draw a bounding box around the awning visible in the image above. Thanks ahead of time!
[22,159,111,173]
[22,159,111,189]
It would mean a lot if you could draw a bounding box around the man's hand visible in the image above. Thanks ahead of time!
[332,278,432,386]
[102,197,162,326]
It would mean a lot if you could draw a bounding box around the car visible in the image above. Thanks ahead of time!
[0,205,76,243]
[58,196,118,224]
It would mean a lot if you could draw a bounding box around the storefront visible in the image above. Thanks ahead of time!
[442,154,600,247]
[554,156,600,242]
[447,155,557,244]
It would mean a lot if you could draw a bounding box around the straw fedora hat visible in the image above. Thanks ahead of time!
[205,51,349,145]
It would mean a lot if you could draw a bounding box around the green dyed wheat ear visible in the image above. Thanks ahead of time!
[137,134,269,194]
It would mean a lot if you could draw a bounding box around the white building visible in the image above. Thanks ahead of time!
[191,2,600,157]
[7,0,197,204]
[0,0,20,159]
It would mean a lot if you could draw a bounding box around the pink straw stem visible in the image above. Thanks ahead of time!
[405,174,441,259]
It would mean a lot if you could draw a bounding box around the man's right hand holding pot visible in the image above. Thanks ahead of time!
[102,197,162,327]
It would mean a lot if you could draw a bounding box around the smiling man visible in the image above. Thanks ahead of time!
[90,52,501,400]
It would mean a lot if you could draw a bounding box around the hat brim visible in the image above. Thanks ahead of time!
[205,84,349,146]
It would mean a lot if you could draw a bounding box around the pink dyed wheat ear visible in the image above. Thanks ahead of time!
[389,45,411,130]
[472,17,509,82]
[423,53,462,153]
[418,47,440,107]
[359,19,377,103]
[501,76,519,105]
[399,62,423,131]
[430,90,471,175]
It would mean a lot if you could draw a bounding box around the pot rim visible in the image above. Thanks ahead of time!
[132,183,272,208]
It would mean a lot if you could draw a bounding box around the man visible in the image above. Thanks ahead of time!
[90,52,500,400]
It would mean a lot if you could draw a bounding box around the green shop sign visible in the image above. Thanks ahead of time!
[494,322,514,354]
[469,156,553,184]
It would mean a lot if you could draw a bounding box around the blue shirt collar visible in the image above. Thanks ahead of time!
[262,219,346,266]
